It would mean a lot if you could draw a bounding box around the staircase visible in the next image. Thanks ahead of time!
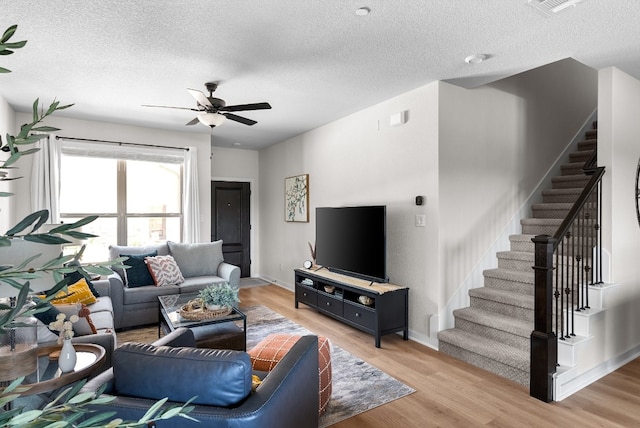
[437,122,598,387]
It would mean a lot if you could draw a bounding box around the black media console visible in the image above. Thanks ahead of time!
[294,268,409,348]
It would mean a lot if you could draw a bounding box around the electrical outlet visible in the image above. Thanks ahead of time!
[415,214,426,227]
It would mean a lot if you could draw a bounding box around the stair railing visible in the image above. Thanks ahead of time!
[530,151,605,402]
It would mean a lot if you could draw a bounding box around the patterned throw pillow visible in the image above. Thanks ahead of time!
[145,255,185,286]
[46,278,98,305]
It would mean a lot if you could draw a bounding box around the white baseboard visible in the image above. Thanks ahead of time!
[555,343,640,401]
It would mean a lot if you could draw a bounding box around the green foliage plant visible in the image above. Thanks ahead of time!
[0,25,27,74]
[198,282,240,308]
[0,377,197,427]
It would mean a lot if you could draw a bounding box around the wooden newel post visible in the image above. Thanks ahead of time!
[530,235,557,402]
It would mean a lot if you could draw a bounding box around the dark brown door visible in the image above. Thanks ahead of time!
[211,181,251,277]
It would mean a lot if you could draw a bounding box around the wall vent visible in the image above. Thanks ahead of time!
[527,0,586,15]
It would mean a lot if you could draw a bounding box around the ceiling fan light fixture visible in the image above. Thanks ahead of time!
[197,112,227,127]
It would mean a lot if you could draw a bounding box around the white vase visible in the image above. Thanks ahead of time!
[58,339,77,373]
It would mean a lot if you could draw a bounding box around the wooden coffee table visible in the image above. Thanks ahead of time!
[158,293,247,351]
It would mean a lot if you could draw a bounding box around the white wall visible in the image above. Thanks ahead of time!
[12,114,212,243]
[0,94,16,229]
[598,67,640,360]
[438,58,598,318]
[211,146,260,276]
[259,82,440,343]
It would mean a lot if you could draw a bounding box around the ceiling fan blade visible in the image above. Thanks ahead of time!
[223,113,257,126]
[142,104,201,111]
[187,88,213,109]
[185,117,199,126]
[219,102,271,112]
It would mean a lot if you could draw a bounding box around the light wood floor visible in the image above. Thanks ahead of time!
[240,284,640,427]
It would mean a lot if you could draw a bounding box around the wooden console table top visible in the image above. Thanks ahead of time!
[297,267,407,295]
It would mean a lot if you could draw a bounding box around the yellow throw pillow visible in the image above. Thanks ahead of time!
[49,278,98,305]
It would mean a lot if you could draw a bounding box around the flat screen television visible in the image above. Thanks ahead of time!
[315,205,387,283]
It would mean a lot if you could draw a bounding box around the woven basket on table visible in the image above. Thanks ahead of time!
[178,299,232,321]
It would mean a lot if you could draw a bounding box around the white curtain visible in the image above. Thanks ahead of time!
[30,135,61,223]
[183,146,200,243]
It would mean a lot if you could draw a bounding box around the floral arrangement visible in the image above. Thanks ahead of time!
[49,313,78,343]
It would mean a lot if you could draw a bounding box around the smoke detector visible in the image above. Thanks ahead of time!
[527,0,586,15]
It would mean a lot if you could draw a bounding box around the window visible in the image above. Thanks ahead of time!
[59,141,184,262]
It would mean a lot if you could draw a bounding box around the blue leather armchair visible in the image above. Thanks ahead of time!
[81,329,319,427]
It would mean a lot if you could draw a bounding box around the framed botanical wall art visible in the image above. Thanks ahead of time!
[285,174,309,222]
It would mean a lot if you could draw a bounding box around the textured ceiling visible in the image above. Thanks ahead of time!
[1,0,640,150]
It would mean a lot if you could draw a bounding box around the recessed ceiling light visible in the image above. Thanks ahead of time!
[355,7,370,16]
[464,54,487,64]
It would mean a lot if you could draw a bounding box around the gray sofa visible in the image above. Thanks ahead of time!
[81,329,320,428]
[35,285,117,373]
[101,241,240,330]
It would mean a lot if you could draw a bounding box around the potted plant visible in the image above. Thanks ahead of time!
[198,282,240,311]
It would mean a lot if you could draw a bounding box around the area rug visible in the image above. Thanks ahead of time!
[117,305,415,427]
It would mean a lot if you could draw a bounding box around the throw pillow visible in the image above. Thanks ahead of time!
[64,260,100,297]
[167,240,224,278]
[47,278,98,305]
[121,251,157,287]
[55,303,98,335]
[145,255,185,286]
[31,296,61,326]
[114,343,253,407]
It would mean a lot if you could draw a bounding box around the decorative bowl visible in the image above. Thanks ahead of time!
[358,295,373,306]
[324,286,335,293]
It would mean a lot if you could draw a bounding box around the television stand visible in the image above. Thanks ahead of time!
[294,268,409,348]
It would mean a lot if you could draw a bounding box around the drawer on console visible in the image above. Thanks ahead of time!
[344,301,376,330]
[296,285,317,306]
[317,293,343,317]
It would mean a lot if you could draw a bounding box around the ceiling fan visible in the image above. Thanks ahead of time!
[142,82,271,128]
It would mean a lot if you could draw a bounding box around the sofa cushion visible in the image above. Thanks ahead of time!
[88,296,114,316]
[178,276,227,294]
[122,284,180,305]
[122,251,157,288]
[168,241,224,278]
[145,255,185,286]
[113,342,252,407]
[108,244,169,279]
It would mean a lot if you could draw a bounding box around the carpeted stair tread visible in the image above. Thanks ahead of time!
[561,162,589,176]
[551,175,590,189]
[483,268,534,295]
[577,139,597,151]
[520,218,561,235]
[437,329,529,372]
[569,150,594,163]
[453,307,531,340]
[469,287,534,310]
[509,234,536,252]
[496,250,534,263]
[484,266,533,283]
[542,188,585,203]
[531,202,596,219]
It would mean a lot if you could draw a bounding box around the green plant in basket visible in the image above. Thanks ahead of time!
[198,282,240,310]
